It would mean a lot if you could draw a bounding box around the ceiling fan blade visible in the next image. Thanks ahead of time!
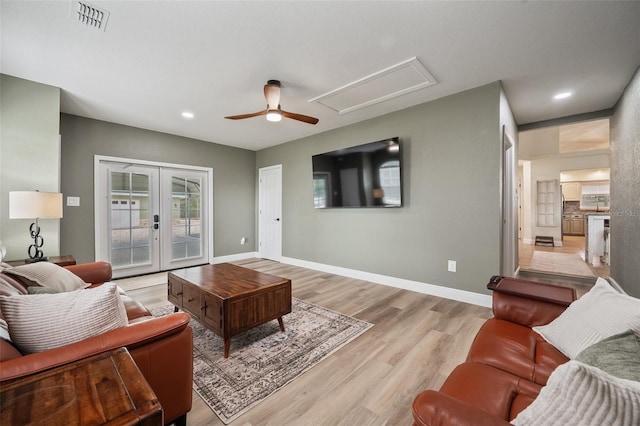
[264,81,281,109]
[281,110,319,125]
[224,110,267,120]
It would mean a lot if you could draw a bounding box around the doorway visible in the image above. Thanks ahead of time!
[517,118,610,279]
[95,156,213,278]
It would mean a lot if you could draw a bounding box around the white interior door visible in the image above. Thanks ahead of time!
[259,165,282,261]
[96,158,212,278]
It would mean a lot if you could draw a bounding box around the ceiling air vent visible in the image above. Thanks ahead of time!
[70,1,110,31]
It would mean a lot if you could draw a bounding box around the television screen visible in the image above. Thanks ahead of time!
[312,137,402,208]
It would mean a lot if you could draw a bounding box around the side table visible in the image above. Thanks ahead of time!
[5,254,77,267]
[0,347,163,425]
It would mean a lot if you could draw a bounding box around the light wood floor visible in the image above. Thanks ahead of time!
[118,258,493,426]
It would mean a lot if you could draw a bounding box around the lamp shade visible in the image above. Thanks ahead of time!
[9,191,63,219]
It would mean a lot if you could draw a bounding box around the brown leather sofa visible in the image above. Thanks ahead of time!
[0,262,193,426]
[412,276,577,425]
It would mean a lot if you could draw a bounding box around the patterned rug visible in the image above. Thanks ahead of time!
[528,251,595,277]
[152,299,372,424]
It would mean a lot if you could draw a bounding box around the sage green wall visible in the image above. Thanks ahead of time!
[60,114,256,264]
[610,65,640,298]
[0,74,61,260]
[257,83,504,295]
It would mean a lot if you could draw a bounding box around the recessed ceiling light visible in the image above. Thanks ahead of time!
[554,92,572,100]
[181,111,195,119]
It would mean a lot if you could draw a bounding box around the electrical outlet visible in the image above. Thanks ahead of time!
[240,237,247,245]
[448,260,457,272]
[67,196,80,207]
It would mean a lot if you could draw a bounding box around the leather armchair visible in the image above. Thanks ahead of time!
[0,262,193,426]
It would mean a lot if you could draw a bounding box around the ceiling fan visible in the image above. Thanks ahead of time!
[225,80,319,125]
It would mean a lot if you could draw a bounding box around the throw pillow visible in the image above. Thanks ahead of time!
[0,318,11,342]
[0,283,128,354]
[575,330,640,382]
[512,360,640,426]
[4,262,89,292]
[27,286,60,295]
[533,277,640,358]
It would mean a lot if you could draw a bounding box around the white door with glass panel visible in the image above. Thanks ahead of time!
[161,169,209,270]
[96,160,210,278]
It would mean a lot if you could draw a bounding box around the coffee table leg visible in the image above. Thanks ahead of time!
[277,316,285,332]
[224,338,230,358]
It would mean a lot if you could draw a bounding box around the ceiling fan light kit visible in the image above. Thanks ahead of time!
[225,80,319,125]
[266,110,282,122]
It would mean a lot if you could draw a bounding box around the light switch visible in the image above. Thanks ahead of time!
[67,196,80,207]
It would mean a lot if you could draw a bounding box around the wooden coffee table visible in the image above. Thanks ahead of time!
[168,263,292,358]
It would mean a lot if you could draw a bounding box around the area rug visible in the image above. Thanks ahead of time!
[527,251,595,277]
[152,298,372,424]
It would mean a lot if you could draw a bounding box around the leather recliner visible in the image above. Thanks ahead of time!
[412,276,576,425]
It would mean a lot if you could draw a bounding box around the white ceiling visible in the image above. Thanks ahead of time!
[2,1,639,151]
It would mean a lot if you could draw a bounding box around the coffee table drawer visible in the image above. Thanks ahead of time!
[183,284,202,319]
[168,279,183,306]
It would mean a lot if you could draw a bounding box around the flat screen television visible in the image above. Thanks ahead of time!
[312,137,402,208]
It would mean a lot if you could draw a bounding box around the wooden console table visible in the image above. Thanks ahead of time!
[0,348,162,425]
[5,254,77,267]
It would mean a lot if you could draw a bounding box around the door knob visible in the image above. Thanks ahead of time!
[275,218,280,221]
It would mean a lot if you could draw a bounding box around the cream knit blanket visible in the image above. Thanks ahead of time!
[513,361,640,425]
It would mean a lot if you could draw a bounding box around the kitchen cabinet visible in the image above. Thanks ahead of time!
[562,182,581,201]
[570,217,584,235]
[562,213,585,236]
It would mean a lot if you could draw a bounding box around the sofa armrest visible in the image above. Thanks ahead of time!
[0,312,190,381]
[487,276,577,327]
[64,261,112,285]
[413,390,511,426]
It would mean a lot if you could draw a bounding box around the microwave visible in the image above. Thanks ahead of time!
[580,194,610,211]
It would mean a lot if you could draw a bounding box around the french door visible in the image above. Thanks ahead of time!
[96,158,212,278]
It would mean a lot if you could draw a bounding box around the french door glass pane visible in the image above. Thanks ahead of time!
[110,172,152,267]
[171,176,202,260]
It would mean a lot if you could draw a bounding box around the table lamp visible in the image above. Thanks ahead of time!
[9,191,63,262]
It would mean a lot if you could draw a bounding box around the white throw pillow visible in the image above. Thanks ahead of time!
[512,360,640,425]
[533,278,640,358]
[4,262,89,292]
[0,283,128,354]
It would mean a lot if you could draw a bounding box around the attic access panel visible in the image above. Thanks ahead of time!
[309,57,437,115]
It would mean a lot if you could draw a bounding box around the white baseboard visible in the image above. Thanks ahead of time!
[281,257,492,308]
[212,251,258,264]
